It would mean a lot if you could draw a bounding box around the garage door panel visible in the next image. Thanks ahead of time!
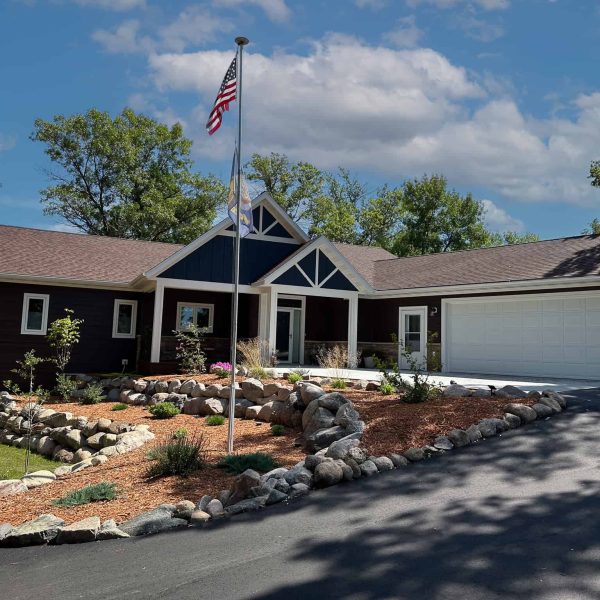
[445,294,600,380]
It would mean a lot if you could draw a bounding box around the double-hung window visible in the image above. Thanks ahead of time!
[21,293,50,335]
[176,302,214,333]
[112,299,138,339]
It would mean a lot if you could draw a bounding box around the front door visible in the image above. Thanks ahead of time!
[276,308,293,364]
[399,307,427,369]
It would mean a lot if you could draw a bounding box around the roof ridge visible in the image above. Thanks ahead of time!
[371,233,600,264]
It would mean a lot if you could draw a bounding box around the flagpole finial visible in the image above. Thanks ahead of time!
[235,36,249,46]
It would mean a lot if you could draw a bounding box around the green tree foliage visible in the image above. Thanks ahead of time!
[46,308,83,374]
[31,108,226,243]
[583,218,600,235]
[485,231,540,246]
[589,160,600,187]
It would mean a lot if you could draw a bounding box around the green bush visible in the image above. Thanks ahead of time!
[331,378,347,389]
[379,379,396,395]
[287,371,302,384]
[149,402,180,419]
[172,427,188,439]
[146,434,207,478]
[217,452,279,475]
[80,383,104,405]
[248,366,268,380]
[111,402,129,411]
[270,424,285,436]
[402,383,441,404]
[52,482,118,507]
[54,374,78,401]
[205,415,225,426]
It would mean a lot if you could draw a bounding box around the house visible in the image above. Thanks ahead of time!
[2,191,600,383]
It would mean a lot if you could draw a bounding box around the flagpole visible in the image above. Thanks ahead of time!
[227,35,249,454]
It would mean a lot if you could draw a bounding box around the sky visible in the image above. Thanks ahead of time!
[1,0,600,239]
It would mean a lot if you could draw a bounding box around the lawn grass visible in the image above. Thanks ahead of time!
[0,444,61,480]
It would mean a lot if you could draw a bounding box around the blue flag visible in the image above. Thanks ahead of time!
[227,148,253,238]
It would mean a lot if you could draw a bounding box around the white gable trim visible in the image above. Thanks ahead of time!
[143,193,308,279]
[253,236,373,293]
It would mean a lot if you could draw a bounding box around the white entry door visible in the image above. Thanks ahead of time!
[399,307,428,369]
[276,308,293,364]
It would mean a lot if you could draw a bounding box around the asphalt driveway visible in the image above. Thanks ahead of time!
[2,388,600,600]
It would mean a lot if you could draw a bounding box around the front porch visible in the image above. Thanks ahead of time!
[143,279,359,372]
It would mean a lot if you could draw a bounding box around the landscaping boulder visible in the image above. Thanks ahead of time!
[302,404,335,437]
[304,425,347,452]
[543,390,567,409]
[190,510,211,525]
[539,396,562,413]
[298,383,325,405]
[347,446,368,464]
[314,461,344,488]
[154,381,168,394]
[40,412,72,428]
[55,516,100,544]
[196,495,213,512]
[168,379,182,393]
[403,447,426,462]
[466,425,482,443]
[266,488,288,505]
[97,418,112,432]
[372,456,394,471]
[245,405,261,420]
[532,403,554,418]
[225,496,268,515]
[218,385,244,400]
[173,500,196,521]
[227,469,262,506]
[257,402,275,422]
[334,403,364,433]
[0,514,64,547]
[202,398,225,415]
[389,453,409,468]
[289,483,310,499]
[182,398,206,415]
[433,436,454,451]
[317,392,349,413]
[325,434,361,460]
[284,463,313,487]
[86,432,106,449]
[359,459,378,477]
[241,379,264,402]
[120,507,187,537]
[477,419,500,437]
[96,520,130,540]
[442,384,472,397]
[504,403,537,424]
[191,382,206,398]
[37,436,56,457]
[446,429,470,448]
[504,413,522,429]
[63,429,83,450]
[0,480,28,497]
[223,399,254,418]
[203,384,223,397]
[179,380,196,395]
[21,470,56,488]
[495,385,526,399]
[205,499,225,518]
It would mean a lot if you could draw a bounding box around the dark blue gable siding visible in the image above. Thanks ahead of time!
[273,265,310,286]
[321,269,357,291]
[159,235,297,284]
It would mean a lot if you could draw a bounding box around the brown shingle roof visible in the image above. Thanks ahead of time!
[0,225,182,285]
[333,242,397,287]
[371,235,600,290]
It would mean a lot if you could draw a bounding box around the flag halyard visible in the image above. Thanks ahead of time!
[227,147,253,237]
[206,55,238,135]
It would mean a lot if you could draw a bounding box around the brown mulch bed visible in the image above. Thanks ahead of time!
[345,390,536,457]
[0,403,304,526]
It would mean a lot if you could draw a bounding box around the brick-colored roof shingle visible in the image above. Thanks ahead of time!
[0,225,182,285]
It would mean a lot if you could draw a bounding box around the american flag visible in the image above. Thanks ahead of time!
[206,55,237,136]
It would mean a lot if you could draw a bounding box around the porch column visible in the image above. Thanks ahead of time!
[267,288,278,359]
[150,280,165,363]
[347,294,358,367]
[257,287,278,362]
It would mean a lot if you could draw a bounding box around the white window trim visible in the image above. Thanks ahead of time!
[21,293,50,335]
[112,299,138,339]
[176,302,214,333]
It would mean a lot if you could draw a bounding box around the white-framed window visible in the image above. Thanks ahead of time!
[112,299,138,339]
[176,302,214,333]
[21,293,50,335]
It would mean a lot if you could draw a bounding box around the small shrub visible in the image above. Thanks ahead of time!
[402,383,440,404]
[270,424,285,436]
[331,378,347,389]
[237,337,268,372]
[80,383,104,405]
[54,373,78,401]
[111,402,128,411]
[149,402,180,419]
[146,433,207,478]
[173,323,207,374]
[248,366,268,380]
[205,415,225,426]
[171,427,189,440]
[217,452,279,475]
[210,362,232,378]
[287,371,302,384]
[52,482,118,507]
[46,308,83,374]
[379,379,396,395]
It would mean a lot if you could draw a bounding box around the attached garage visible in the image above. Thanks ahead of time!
[443,292,600,380]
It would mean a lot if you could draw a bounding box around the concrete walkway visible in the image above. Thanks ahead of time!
[273,366,600,393]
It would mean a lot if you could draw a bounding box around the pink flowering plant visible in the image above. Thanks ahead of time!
[210,361,232,378]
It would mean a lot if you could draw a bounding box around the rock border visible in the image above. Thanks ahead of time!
[0,384,568,547]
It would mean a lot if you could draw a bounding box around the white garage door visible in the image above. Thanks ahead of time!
[444,293,600,380]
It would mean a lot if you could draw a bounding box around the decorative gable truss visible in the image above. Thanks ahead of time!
[224,203,297,241]
[254,237,373,294]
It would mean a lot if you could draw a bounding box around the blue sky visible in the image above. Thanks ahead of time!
[1,0,600,239]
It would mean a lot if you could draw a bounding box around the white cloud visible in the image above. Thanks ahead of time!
[212,0,291,22]
[455,13,504,41]
[50,223,82,233]
[407,0,509,10]
[0,133,16,152]
[146,35,600,207]
[93,7,233,54]
[383,15,424,48]
[355,0,388,9]
[482,199,524,231]
[73,0,145,10]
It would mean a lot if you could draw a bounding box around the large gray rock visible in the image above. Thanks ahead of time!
[203,384,224,398]
[389,453,409,468]
[347,446,369,464]
[218,385,244,400]
[0,523,14,541]
[304,425,347,452]
[314,461,344,487]
[173,500,196,521]
[542,390,567,409]
[86,432,106,449]
[257,402,275,422]
[63,429,83,450]
[495,385,527,399]
[372,456,394,471]
[538,396,562,413]
[288,483,310,499]
[505,403,537,424]
[190,510,211,525]
[477,419,499,437]
[182,398,206,415]
[191,382,206,398]
[179,379,196,395]
[55,516,100,544]
[266,488,288,505]
[504,413,522,429]
[241,379,264,402]
[261,467,289,481]
[466,425,482,443]
[442,384,472,397]
[225,496,268,515]
[40,412,72,428]
[299,383,325,405]
[120,508,187,537]
[325,433,361,460]
[359,459,379,477]
[532,403,554,418]
[154,380,169,394]
[151,392,170,405]
[284,464,313,487]
[202,398,225,415]
[447,429,470,448]
[433,436,454,451]
[167,379,182,393]
[1,514,65,547]
[205,499,225,518]
[317,392,349,413]
[334,403,363,432]
[302,405,336,437]
[227,469,262,505]
[403,447,426,462]
[37,436,56,457]
[0,480,28,497]
[96,520,130,540]
[21,470,56,488]
[223,398,254,418]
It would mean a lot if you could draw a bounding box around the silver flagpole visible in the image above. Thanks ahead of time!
[227,35,249,454]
